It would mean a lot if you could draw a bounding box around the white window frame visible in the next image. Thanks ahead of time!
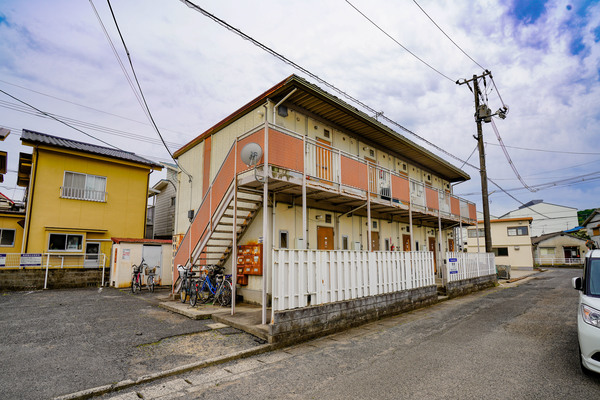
[48,233,84,252]
[467,228,485,238]
[61,171,107,202]
[0,228,16,247]
[507,226,528,236]
[279,230,289,249]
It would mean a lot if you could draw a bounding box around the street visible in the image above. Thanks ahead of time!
[102,268,600,399]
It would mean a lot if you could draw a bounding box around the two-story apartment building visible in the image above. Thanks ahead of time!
[147,163,177,239]
[172,75,482,324]
[17,129,162,269]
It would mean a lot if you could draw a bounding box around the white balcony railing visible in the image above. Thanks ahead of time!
[534,257,583,266]
[60,186,107,202]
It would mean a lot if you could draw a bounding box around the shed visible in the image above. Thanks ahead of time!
[110,238,172,288]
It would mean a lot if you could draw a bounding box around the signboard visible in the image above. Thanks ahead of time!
[122,249,130,260]
[448,257,459,275]
[21,253,42,267]
[0,254,6,267]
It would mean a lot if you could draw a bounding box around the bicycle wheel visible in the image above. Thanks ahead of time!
[189,282,198,307]
[131,276,137,293]
[180,280,188,303]
[218,280,232,306]
[199,279,211,304]
[147,276,154,293]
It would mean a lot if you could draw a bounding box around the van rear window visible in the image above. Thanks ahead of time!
[590,259,600,296]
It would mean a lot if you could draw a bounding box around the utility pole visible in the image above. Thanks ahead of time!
[457,71,493,253]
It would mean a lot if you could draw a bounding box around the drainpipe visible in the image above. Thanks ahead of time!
[22,147,39,253]
[336,203,367,250]
[262,101,270,325]
[273,88,298,126]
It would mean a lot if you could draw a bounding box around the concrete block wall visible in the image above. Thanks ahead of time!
[445,274,497,299]
[268,286,437,344]
[0,269,109,291]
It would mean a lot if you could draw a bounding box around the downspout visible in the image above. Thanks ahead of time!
[22,147,39,253]
[336,203,367,250]
[144,169,153,238]
[273,88,298,126]
[262,100,270,325]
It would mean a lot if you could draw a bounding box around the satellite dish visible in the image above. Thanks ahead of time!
[240,142,263,167]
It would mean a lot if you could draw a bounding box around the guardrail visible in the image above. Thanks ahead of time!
[272,249,435,311]
[534,257,583,266]
[0,253,108,289]
[445,252,495,283]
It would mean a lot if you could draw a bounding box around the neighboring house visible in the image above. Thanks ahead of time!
[500,200,578,237]
[582,209,600,248]
[531,231,588,266]
[172,74,484,319]
[146,163,177,239]
[466,217,534,270]
[0,192,25,254]
[17,129,162,269]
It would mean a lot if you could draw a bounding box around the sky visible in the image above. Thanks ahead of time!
[0,0,599,218]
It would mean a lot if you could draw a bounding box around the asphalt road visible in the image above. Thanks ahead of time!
[0,286,263,399]
[102,268,600,399]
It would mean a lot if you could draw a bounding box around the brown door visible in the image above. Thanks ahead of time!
[316,138,333,184]
[448,238,455,252]
[402,235,411,251]
[428,237,437,273]
[370,231,380,251]
[317,226,334,250]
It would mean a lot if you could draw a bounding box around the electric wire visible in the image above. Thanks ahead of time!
[104,0,193,180]
[177,0,554,216]
[0,99,183,148]
[411,0,486,71]
[490,119,535,192]
[0,88,121,150]
[484,142,600,155]
[0,79,190,137]
[344,0,455,82]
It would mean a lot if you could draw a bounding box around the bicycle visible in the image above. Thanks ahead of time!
[190,265,232,307]
[176,264,195,303]
[145,265,160,293]
[131,262,145,293]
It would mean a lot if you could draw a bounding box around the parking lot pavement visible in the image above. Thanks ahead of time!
[0,286,264,399]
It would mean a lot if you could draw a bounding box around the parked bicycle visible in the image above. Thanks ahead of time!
[190,265,232,307]
[145,265,160,292]
[176,264,196,303]
[131,258,148,293]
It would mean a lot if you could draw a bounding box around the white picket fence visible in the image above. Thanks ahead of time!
[445,252,495,283]
[272,250,435,311]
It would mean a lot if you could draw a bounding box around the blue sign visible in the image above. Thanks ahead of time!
[449,258,457,262]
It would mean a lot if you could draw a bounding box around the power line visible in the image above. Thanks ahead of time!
[0,88,121,150]
[344,0,455,82]
[411,0,486,71]
[0,99,184,148]
[0,79,190,137]
[484,141,600,155]
[104,0,193,181]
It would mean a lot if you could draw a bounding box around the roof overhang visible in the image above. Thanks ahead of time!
[174,75,470,183]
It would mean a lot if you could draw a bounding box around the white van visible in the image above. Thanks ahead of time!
[573,249,600,375]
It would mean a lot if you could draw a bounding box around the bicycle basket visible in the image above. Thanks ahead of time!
[132,265,142,273]
[144,266,157,275]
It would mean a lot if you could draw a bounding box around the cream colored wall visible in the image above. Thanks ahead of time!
[533,235,588,259]
[466,220,534,269]
[110,243,173,288]
[175,140,204,236]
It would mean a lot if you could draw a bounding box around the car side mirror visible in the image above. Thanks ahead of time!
[572,277,583,291]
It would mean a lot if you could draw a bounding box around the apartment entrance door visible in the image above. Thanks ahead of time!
[370,231,380,251]
[402,234,411,251]
[428,236,437,273]
[317,226,334,250]
[448,238,455,252]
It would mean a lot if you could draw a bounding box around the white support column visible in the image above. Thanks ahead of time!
[409,193,414,251]
[302,134,307,250]
[367,162,372,251]
[231,140,238,316]
[438,207,443,280]
[262,103,269,325]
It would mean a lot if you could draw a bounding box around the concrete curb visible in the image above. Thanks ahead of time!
[53,343,275,400]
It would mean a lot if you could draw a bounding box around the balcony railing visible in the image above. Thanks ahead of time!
[60,186,107,202]
[534,257,583,266]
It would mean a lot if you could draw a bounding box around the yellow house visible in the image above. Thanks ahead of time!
[18,129,162,269]
[0,192,25,255]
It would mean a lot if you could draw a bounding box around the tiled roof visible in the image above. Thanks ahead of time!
[21,129,162,169]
